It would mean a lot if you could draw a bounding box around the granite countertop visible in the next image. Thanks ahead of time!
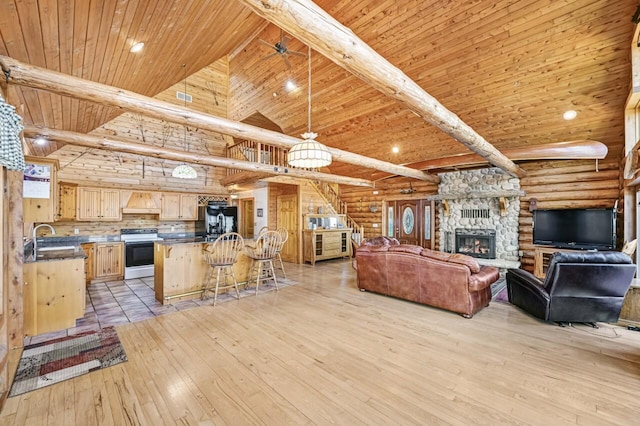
[156,237,209,245]
[25,247,87,263]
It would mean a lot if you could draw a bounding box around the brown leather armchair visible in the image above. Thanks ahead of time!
[507,251,636,324]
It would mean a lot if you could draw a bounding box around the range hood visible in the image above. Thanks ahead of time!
[122,191,161,214]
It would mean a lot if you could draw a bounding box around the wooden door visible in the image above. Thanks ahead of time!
[387,199,433,248]
[396,200,421,245]
[101,189,121,220]
[240,198,255,238]
[277,194,298,263]
[77,187,102,220]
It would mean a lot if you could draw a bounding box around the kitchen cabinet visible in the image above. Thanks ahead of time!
[77,187,122,221]
[154,240,251,304]
[81,242,95,283]
[303,228,352,265]
[23,257,85,336]
[23,156,59,224]
[56,182,77,221]
[160,193,198,220]
[94,242,124,282]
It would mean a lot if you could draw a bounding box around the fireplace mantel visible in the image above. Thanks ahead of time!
[427,190,525,201]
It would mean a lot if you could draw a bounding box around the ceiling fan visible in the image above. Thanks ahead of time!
[259,30,306,69]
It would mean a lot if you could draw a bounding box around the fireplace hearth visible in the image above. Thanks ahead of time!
[455,229,496,259]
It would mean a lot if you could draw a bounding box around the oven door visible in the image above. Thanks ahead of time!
[124,241,155,268]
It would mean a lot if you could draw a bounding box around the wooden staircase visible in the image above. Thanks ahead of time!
[310,181,364,249]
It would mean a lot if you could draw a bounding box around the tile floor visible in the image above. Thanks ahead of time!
[24,269,290,346]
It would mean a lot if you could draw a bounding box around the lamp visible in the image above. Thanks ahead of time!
[172,64,198,179]
[287,45,332,168]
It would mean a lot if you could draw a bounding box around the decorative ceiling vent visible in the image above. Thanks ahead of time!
[176,91,192,103]
[461,208,490,219]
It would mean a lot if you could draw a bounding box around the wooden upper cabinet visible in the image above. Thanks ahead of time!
[23,156,59,224]
[179,194,198,220]
[160,193,198,220]
[77,187,122,221]
[56,182,77,221]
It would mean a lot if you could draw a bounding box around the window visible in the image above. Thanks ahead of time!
[387,206,394,237]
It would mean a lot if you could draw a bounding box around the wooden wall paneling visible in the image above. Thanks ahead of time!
[339,180,438,240]
[518,159,621,273]
[0,168,7,408]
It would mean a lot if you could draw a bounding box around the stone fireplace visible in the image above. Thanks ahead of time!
[437,168,521,269]
[455,228,496,259]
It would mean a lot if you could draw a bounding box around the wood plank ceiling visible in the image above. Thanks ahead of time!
[1,0,638,182]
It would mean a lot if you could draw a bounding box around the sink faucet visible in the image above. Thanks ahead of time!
[33,224,56,253]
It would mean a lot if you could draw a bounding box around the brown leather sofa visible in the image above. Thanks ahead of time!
[355,240,500,317]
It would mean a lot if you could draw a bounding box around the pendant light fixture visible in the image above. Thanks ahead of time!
[172,64,198,179]
[287,45,332,169]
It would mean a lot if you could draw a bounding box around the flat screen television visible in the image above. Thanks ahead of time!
[533,208,616,250]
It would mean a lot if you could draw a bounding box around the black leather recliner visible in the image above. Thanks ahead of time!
[506,251,636,324]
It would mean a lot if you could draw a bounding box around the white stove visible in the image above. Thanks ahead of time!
[120,228,162,279]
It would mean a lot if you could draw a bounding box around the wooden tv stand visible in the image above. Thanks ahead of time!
[533,246,586,278]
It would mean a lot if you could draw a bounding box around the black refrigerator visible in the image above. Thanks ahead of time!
[196,203,238,239]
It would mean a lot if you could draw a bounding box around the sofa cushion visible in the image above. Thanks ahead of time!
[389,244,423,255]
[420,249,452,262]
[449,254,481,273]
[468,266,500,291]
[362,236,399,247]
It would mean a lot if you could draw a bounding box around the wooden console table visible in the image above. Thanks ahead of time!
[533,246,584,278]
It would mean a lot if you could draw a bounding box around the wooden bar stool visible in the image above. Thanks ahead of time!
[245,231,281,295]
[274,228,289,278]
[202,232,245,306]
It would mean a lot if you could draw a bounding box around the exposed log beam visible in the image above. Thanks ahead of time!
[22,126,375,188]
[371,140,608,181]
[0,55,438,184]
[238,0,526,179]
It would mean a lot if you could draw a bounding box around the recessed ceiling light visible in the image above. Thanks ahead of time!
[272,92,278,97]
[130,42,144,53]
[285,80,296,91]
[35,137,47,146]
[392,146,399,154]
[563,110,577,120]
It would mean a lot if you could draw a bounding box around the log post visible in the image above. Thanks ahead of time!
[0,55,438,184]
[2,83,25,350]
[238,0,526,179]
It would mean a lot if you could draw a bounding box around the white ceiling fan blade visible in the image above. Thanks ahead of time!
[288,50,307,58]
[258,39,276,50]
[280,35,291,50]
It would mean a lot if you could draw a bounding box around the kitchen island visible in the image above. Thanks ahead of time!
[154,238,252,305]
[23,248,86,336]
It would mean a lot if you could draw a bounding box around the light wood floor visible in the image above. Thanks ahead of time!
[2,259,640,425]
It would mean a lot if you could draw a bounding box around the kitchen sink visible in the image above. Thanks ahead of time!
[37,245,78,252]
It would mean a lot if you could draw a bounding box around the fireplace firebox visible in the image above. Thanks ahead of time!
[455,228,496,259]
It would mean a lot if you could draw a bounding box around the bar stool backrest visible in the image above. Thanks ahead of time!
[247,231,281,260]
[204,232,245,266]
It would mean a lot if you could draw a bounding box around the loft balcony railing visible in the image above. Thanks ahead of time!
[226,140,288,175]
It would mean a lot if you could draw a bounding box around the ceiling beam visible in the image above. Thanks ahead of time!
[0,55,438,184]
[370,140,608,181]
[22,126,375,187]
[238,0,526,179]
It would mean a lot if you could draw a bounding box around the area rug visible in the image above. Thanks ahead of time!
[491,278,510,304]
[9,326,127,397]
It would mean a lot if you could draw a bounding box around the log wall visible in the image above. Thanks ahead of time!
[518,159,620,272]
[48,59,231,194]
[339,160,620,274]
[51,215,195,238]
[339,180,439,240]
